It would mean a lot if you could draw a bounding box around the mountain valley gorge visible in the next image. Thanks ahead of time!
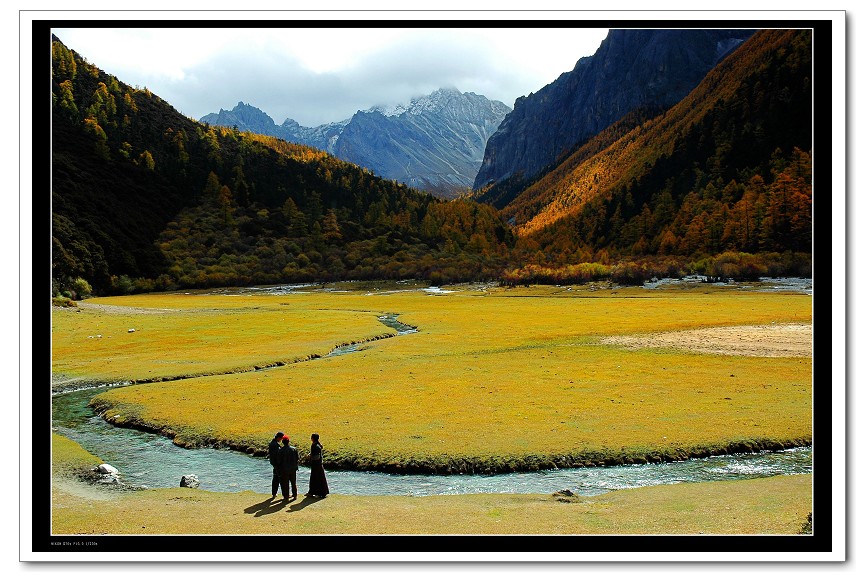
[51,27,813,296]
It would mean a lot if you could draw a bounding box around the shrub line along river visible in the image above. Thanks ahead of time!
[52,280,813,496]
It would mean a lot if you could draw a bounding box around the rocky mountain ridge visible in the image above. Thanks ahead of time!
[473,29,755,195]
[201,88,511,197]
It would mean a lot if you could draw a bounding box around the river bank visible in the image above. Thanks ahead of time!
[86,404,815,474]
[53,387,812,493]
[54,374,811,476]
[52,435,812,535]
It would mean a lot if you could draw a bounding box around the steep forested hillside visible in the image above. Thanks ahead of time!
[507,29,812,266]
[51,37,513,295]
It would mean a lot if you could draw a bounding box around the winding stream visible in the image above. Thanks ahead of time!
[324,314,417,357]
[53,305,812,497]
[52,387,812,496]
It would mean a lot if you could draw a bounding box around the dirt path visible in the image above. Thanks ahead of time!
[599,323,812,358]
[52,476,126,502]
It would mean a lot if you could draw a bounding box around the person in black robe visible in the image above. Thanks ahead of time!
[278,435,299,500]
[267,431,284,498]
[306,433,329,498]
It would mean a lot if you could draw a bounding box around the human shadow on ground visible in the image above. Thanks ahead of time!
[244,496,291,517]
[286,495,324,512]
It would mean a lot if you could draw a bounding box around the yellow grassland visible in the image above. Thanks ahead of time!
[52,433,810,535]
[52,293,391,383]
[52,432,103,476]
[54,285,812,470]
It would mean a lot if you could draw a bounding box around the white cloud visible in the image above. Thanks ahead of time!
[52,26,608,126]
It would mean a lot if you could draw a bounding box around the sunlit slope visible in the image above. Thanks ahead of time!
[506,29,811,254]
[87,287,812,470]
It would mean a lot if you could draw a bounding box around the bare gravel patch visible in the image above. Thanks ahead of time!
[600,323,812,358]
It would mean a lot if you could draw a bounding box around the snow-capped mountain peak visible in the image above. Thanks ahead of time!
[367,87,466,118]
[200,88,511,196]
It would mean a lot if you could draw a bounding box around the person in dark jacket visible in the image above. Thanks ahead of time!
[278,435,299,500]
[306,433,329,498]
[267,431,284,497]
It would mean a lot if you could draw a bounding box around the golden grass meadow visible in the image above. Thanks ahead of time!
[51,283,813,533]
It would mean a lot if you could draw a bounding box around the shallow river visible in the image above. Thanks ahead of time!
[53,385,811,497]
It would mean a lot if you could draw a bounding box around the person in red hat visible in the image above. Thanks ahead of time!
[278,435,299,501]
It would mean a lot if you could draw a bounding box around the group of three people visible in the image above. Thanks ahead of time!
[268,432,329,501]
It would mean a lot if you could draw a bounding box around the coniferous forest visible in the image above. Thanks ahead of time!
[51,29,813,297]
[51,38,512,295]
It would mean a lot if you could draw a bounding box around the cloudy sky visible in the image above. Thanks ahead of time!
[51,27,609,127]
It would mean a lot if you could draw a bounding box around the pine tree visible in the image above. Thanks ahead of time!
[218,185,233,224]
[761,172,795,250]
[52,41,77,80]
[232,165,250,207]
[322,209,342,242]
[658,229,679,255]
[55,80,78,118]
[138,150,155,171]
[202,171,221,203]
[282,197,308,237]
[83,117,109,159]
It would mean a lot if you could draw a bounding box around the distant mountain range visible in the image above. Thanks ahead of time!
[200,104,347,153]
[201,88,511,197]
[474,29,754,203]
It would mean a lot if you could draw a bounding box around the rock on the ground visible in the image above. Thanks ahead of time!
[180,474,200,488]
[97,463,118,475]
